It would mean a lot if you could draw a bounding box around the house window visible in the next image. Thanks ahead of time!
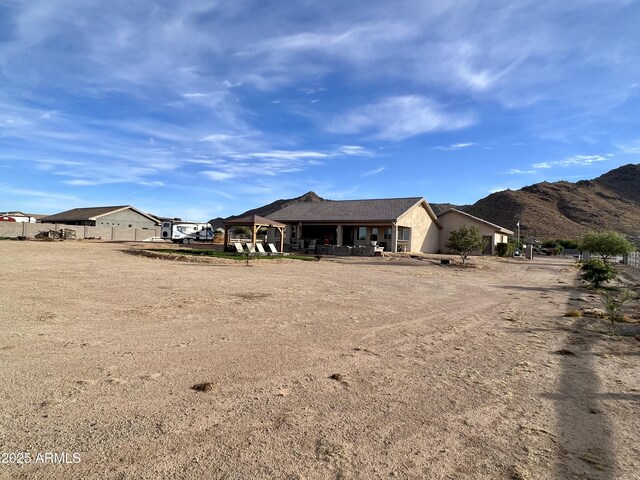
[370,228,378,241]
[290,225,297,239]
[383,228,392,240]
[357,227,367,241]
[398,227,410,241]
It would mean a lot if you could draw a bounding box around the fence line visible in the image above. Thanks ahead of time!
[581,251,640,268]
[623,252,640,268]
[0,221,159,242]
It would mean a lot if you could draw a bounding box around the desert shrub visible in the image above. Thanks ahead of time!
[601,289,633,334]
[580,259,617,287]
[564,309,583,317]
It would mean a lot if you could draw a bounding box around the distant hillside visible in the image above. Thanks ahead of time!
[209,191,326,229]
[430,203,470,214]
[465,163,640,240]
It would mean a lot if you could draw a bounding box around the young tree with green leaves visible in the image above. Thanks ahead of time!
[445,226,487,265]
[580,259,617,287]
[580,231,635,261]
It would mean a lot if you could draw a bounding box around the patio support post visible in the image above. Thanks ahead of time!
[336,225,343,245]
[224,225,230,251]
[391,223,398,253]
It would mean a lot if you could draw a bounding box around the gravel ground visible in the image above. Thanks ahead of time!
[0,241,638,479]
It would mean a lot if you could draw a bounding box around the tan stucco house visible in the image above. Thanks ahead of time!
[266,198,513,255]
[267,197,441,253]
[436,208,514,255]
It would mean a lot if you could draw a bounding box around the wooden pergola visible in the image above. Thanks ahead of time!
[223,214,286,252]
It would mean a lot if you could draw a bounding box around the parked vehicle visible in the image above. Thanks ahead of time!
[161,221,214,244]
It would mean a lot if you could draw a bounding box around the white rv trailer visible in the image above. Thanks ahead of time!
[161,221,214,244]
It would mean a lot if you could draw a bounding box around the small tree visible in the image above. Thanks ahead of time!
[601,289,633,334]
[581,259,617,287]
[580,231,634,261]
[445,226,487,265]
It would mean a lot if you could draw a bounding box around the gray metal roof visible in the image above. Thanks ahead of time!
[40,206,159,223]
[267,197,426,223]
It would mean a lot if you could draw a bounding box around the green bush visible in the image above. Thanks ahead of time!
[580,259,617,287]
[445,226,487,265]
[556,239,579,249]
[495,242,515,257]
[542,241,564,255]
[580,231,635,261]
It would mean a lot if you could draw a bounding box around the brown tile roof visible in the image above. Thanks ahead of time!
[40,206,159,224]
[267,197,426,223]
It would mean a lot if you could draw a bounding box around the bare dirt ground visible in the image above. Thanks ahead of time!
[1,241,638,479]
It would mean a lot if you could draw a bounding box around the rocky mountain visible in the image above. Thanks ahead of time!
[208,191,326,229]
[464,163,640,240]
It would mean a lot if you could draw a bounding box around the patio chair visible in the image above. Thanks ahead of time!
[233,242,244,254]
[255,243,267,255]
[245,242,256,253]
[307,239,317,253]
[267,243,280,254]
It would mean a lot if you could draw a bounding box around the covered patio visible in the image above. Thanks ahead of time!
[223,214,286,252]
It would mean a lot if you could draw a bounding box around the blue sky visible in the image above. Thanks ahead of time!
[1,0,640,220]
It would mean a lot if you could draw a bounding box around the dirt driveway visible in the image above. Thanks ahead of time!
[0,241,638,479]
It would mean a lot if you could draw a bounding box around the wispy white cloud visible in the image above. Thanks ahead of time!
[328,96,475,141]
[503,169,536,175]
[199,145,375,182]
[434,142,476,151]
[362,166,385,177]
[241,150,331,160]
[338,145,372,156]
[2,187,81,202]
[532,154,613,169]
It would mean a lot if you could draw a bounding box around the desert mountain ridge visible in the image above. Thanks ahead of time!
[208,191,326,229]
[212,163,640,241]
[464,163,640,240]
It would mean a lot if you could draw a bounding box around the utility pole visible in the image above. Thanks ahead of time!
[516,221,520,246]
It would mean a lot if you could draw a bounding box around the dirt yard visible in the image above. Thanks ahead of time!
[1,241,638,479]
